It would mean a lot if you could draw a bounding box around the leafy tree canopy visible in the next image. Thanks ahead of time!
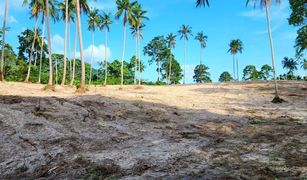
[193,64,211,83]
[219,71,233,82]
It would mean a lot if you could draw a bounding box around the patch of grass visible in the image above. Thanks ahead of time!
[42,85,55,91]
[249,120,270,125]
[270,156,281,161]
[191,171,202,179]
[132,102,144,109]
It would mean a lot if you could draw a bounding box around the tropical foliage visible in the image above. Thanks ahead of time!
[193,64,211,83]
[219,71,233,82]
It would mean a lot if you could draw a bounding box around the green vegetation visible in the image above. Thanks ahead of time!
[193,64,211,83]
[0,0,305,93]
[219,71,233,82]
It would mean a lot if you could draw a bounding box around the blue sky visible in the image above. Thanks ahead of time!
[0,0,304,83]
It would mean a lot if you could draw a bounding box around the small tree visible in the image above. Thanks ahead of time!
[259,64,273,80]
[243,65,260,80]
[193,64,211,83]
[144,36,168,82]
[219,71,233,82]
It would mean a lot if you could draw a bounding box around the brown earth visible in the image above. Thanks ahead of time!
[0,81,306,179]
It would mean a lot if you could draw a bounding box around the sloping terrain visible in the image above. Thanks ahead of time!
[0,81,306,179]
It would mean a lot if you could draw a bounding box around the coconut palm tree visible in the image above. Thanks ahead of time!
[99,12,112,86]
[23,0,45,83]
[116,0,137,87]
[131,3,148,86]
[228,39,243,81]
[37,0,58,84]
[59,0,75,85]
[74,0,90,92]
[45,0,53,86]
[166,33,176,85]
[130,24,142,84]
[196,0,209,7]
[0,0,8,81]
[282,57,298,75]
[87,8,100,85]
[301,59,307,77]
[38,21,45,84]
[195,31,208,65]
[246,0,282,102]
[178,24,192,84]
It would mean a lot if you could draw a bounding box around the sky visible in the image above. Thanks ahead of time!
[0,0,304,83]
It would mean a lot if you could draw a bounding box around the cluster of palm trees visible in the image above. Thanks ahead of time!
[0,0,148,91]
[164,26,207,85]
[228,39,243,81]
[0,0,294,102]
[196,0,283,102]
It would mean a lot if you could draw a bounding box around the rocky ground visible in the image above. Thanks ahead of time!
[0,81,306,179]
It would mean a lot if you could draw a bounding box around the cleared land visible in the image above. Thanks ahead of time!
[0,81,306,179]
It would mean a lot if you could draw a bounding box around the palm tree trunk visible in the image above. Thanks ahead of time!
[0,0,8,81]
[183,39,186,84]
[70,21,77,86]
[137,26,141,87]
[121,23,127,87]
[104,29,108,86]
[233,55,236,81]
[236,54,239,81]
[34,51,38,66]
[55,57,58,84]
[46,0,53,86]
[168,49,172,85]
[61,0,69,86]
[134,37,137,85]
[68,21,72,81]
[89,32,94,85]
[265,1,279,98]
[25,17,39,83]
[76,0,85,91]
[200,46,202,65]
[38,21,45,84]
[158,60,160,82]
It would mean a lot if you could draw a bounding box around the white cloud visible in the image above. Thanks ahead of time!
[51,34,65,54]
[88,0,116,11]
[8,16,18,23]
[239,2,289,34]
[78,44,111,64]
[50,34,111,64]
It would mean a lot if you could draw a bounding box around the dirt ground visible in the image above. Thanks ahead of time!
[0,81,306,179]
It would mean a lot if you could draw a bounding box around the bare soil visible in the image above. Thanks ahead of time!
[0,81,306,179]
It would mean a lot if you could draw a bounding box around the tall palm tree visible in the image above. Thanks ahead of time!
[0,0,8,81]
[59,0,75,85]
[23,0,44,83]
[45,0,53,86]
[131,3,148,86]
[195,31,208,65]
[178,24,192,84]
[99,12,112,86]
[70,21,78,86]
[130,24,144,84]
[116,0,137,87]
[38,21,45,83]
[37,0,58,83]
[74,0,89,92]
[196,0,209,7]
[246,0,282,102]
[228,39,243,81]
[87,8,100,85]
[301,59,307,77]
[282,57,298,75]
[166,33,176,85]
